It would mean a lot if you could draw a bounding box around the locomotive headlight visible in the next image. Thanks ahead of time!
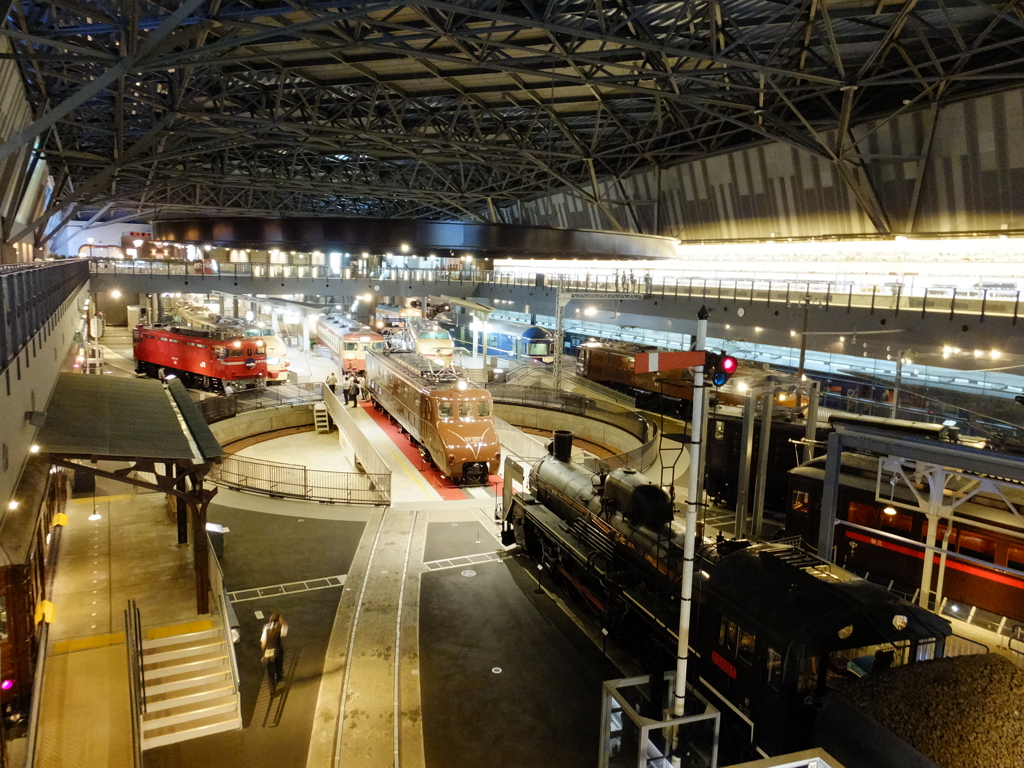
[457,380,468,390]
[256,340,263,347]
[345,353,355,360]
[233,341,242,348]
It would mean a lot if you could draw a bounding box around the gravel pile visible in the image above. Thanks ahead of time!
[847,654,1024,768]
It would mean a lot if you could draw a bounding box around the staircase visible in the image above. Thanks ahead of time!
[139,620,242,750]
[314,401,331,432]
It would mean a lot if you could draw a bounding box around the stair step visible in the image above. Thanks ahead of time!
[143,694,237,729]
[141,711,240,750]
[142,627,221,650]
[143,649,227,677]
[145,680,236,712]
[143,637,226,663]
[145,668,231,696]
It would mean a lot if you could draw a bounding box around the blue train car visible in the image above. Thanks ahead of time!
[436,313,555,362]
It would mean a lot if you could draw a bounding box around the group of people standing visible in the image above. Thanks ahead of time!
[325,370,366,407]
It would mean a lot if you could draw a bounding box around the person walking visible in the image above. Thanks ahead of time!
[260,613,289,692]
[325,370,338,395]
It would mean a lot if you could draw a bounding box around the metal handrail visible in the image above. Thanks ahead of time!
[209,452,390,505]
[24,622,49,768]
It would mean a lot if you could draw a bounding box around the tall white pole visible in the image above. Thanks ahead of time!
[674,306,708,717]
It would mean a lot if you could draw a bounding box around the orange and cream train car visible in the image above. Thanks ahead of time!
[316,315,385,374]
[365,350,500,485]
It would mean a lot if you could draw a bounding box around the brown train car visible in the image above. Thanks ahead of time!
[0,459,69,712]
[787,452,1024,623]
[575,342,748,416]
[365,350,500,485]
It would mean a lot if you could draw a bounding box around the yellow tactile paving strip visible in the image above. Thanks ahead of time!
[52,632,127,655]
[145,619,213,641]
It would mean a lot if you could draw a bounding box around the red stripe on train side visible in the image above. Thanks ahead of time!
[844,530,1024,589]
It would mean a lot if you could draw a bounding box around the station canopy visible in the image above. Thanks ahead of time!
[36,375,222,463]
[6,1,1024,223]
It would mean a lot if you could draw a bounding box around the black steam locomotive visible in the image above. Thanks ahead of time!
[504,432,951,762]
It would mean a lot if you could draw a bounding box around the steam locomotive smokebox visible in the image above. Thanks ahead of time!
[552,430,573,462]
[605,468,673,528]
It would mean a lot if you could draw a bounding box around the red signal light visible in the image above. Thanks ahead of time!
[720,356,737,374]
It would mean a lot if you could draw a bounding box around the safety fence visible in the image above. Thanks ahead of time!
[87,258,1020,322]
[195,383,323,423]
[493,416,547,462]
[209,452,389,505]
[1,260,88,374]
[124,599,145,768]
[487,384,660,472]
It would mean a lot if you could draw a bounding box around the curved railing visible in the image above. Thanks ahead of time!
[486,383,660,472]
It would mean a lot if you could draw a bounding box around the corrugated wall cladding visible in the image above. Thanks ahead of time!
[516,87,1024,240]
[0,37,36,229]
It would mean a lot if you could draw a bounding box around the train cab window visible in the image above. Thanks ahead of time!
[0,596,7,640]
[1007,546,1024,572]
[226,349,244,358]
[526,342,549,356]
[767,648,783,689]
[344,342,358,351]
[373,342,385,350]
[959,533,996,564]
[798,655,819,692]
[714,420,725,440]
[477,401,491,417]
[438,403,454,419]
[458,402,473,418]
[719,618,738,654]
[792,490,810,514]
[737,627,756,665]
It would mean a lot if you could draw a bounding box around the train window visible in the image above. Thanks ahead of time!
[477,401,491,417]
[767,648,783,688]
[438,403,453,419]
[879,511,913,535]
[373,342,385,350]
[344,342,357,351]
[846,501,877,528]
[0,596,7,640]
[458,403,472,418]
[714,420,725,440]
[226,349,244,358]
[737,627,756,665]
[959,533,996,563]
[792,490,810,514]
[798,655,819,692]
[1007,546,1024,572]
[720,618,738,654]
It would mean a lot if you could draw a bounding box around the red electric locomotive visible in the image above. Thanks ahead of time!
[133,324,268,391]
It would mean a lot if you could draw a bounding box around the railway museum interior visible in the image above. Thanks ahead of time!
[6,3,1024,768]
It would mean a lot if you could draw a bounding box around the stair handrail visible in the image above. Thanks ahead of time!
[208,534,242,698]
[24,622,49,768]
[124,599,145,767]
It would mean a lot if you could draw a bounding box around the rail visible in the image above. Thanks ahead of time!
[209,452,389,505]
[124,599,145,768]
[487,383,660,472]
[207,535,241,705]
[195,383,324,423]
[23,622,49,768]
[87,258,1021,322]
[322,388,391,476]
[1,260,89,375]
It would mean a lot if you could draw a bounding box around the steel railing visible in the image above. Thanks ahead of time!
[207,536,242,708]
[124,599,145,768]
[322,388,391,476]
[487,383,660,472]
[196,383,324,423]
[209,453,389,505]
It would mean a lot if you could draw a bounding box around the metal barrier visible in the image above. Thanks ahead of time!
[493,416,548,461]
[207,535,242,714]
[210,453,389,505]
[124,599,145,768]
[487,384,660,472]
[196,383,324,423]
[1,260,88,374]
[944,633,990,657]
[322,388,391,476]
[88,258,1024,322]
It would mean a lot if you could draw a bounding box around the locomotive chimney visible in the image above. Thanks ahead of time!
[552,430,573,463]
